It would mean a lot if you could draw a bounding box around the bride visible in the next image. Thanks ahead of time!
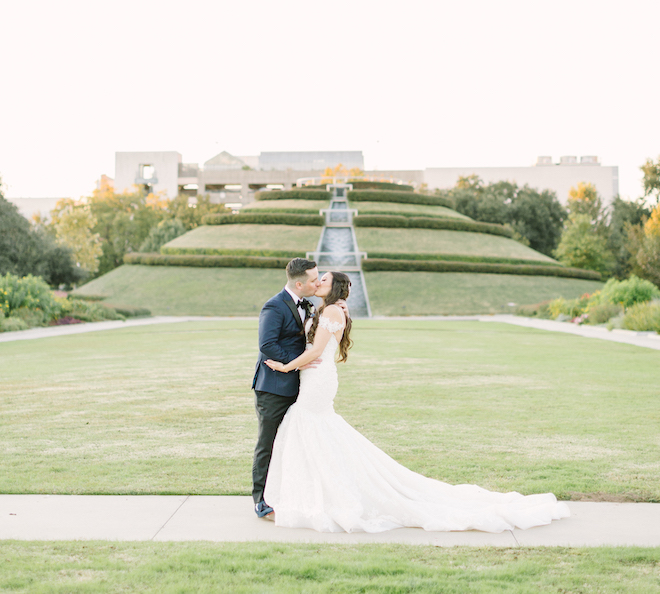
[264,271,570,533]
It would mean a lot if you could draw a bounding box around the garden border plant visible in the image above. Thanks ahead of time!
[362,258,601,280]
[124,253,290,269]
[202,213,323,226]
[354,214,514,238]
[253,189,331,201]
[348,189,454,208]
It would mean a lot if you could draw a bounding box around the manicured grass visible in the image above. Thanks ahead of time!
[1,319,658,501]
[242,199,330,213]
[365,272,603,315]
[356,227,556,262]
[161,224,321,253]
[2,542,660,593]
[350,200,471,220]
[73,266,288,315]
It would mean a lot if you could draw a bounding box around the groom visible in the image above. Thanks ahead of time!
[251,258,321,518]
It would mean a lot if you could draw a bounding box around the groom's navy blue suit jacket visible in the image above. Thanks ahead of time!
[252,289,306,397]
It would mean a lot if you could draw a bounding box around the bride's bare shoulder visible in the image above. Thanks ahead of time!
[323,304,345,322]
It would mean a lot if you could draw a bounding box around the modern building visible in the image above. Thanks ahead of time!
[112,150,618,207]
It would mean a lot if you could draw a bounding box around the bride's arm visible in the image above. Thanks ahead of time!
[265,306,344,373]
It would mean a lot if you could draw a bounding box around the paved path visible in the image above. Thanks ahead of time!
[1,495,659,546]
[2,314,660,350]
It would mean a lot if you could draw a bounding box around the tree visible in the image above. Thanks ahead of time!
[0,191,83,287]
[139,218,186,252]
[567,182,606,231]
[641,156,660,204]
[606,197,651,279]
[450,177,566,256]
[554,214,614,275]
[630,204,660,287]
[49,199,103,274]
[163,194,229,230]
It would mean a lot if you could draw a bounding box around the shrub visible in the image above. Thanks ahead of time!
[365,252,561,267]
[622,301,660,332]
[601,275,660,308]
[348,190,454,208]
[547,296,592,320]
[109,305,152,318]
[161,247,305,258]
[202,213,324,226]
[361,258,601,280]
[0,317,28,332]
[13,306,49,327]
[584,303,624,325]
[515,301,552,318]
[354,214,515,238]
[0,273,58,318]
[254,190,331,201]
[124,253,290,269]
[67,299,122,322]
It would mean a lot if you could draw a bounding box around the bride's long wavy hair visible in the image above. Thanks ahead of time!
[307,272,353,363]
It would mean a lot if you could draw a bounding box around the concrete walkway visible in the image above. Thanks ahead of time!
[2,495,659,546]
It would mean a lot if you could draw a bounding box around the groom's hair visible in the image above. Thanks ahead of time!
[286,258,317,283]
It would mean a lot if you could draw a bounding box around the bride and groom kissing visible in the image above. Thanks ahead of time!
[251,258,570,533]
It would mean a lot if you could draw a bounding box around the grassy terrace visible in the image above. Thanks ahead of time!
[242,198,330,213]
[356,227,557,262]
[351,201,470,219]
[365,272,603,315]
[161,224,321,254]
[1,319,657,500]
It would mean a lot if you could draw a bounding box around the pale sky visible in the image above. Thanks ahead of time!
[1,0,659,202]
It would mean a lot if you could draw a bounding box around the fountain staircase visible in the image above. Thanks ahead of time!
[306,184,372,318]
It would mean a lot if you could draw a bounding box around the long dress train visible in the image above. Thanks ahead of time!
[264,315,570,533]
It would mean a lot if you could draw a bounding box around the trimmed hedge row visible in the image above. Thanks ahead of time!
[202,213,324,226]
[354,215,514,238]
[124,253,290,269]
[254,189,331,201]
[362,258,602,280]
[301,181,415,192]
[161,246,305,258]
[241,208,323,215]
[365,251,562,267]
[348,190,454,208]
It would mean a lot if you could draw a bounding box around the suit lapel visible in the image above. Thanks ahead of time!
[283,291,304,331]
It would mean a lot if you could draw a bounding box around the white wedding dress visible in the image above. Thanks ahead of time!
[264,311,570,533]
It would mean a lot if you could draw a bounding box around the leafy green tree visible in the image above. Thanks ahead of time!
[507,186,566,256]
[606,197,651,279]
[140,218,186,252]
[554,214,614,275]
[567,182,607,231]
[0,190,83,286]
[641,156,660,204]
[450,177,566,256]
[49,199,103,274]
[164,194,229,230]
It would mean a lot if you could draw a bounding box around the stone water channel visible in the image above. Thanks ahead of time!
[307,185,371,318]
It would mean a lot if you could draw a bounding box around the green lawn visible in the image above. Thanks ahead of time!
[356,228,557,262]
[242,199,330,213]
[351,201,471,219]
[72,266,288,315]
[3,542,659,593]
[365,272,603,315]
[161,224,321,253]
[1,319,658,500]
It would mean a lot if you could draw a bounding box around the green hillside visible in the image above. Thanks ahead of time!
[242,199,330,214]
[350,201,470,219]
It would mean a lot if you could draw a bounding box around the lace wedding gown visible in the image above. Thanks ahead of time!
[264,313,570,533]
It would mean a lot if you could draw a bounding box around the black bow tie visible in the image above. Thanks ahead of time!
[298,299,313,316]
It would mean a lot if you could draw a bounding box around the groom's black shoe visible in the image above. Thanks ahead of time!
[255,500,274,519]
